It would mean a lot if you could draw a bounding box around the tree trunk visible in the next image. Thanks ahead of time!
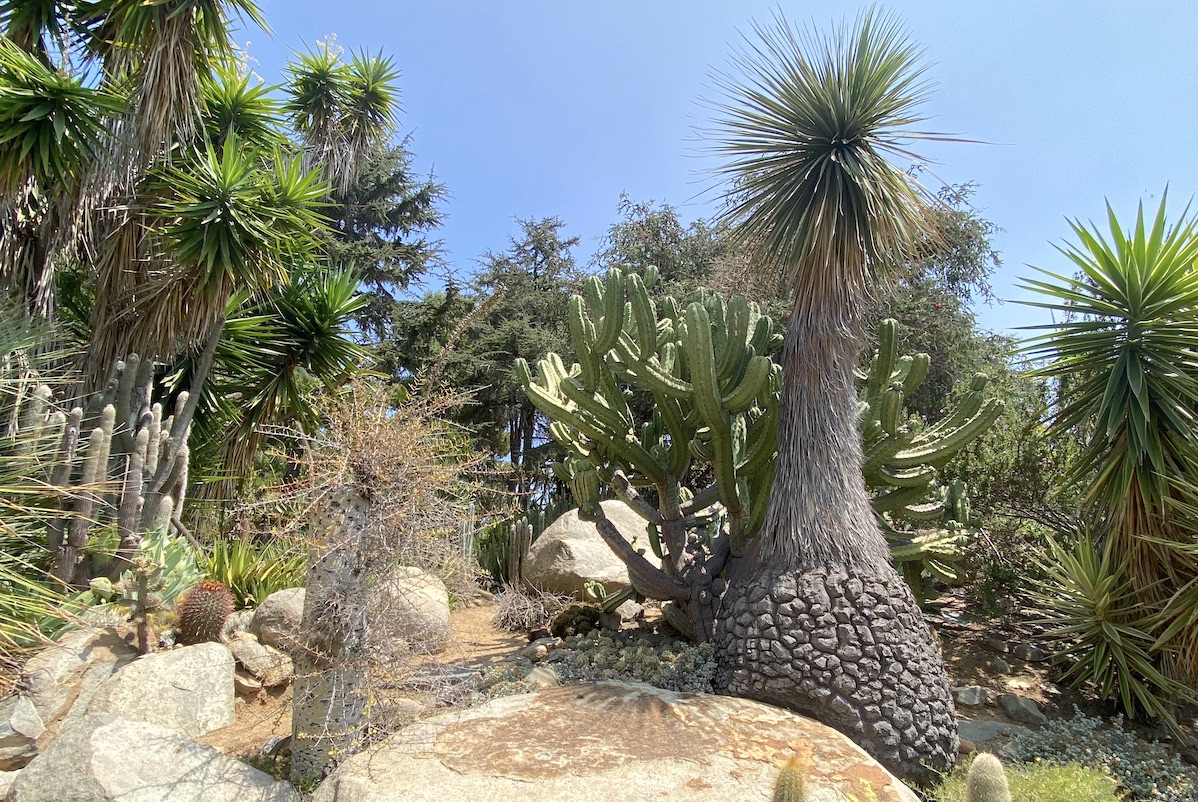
[290,485,372,789]
[713,314,958,784]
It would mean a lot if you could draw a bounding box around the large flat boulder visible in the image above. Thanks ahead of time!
[87,642,234,737]
[522,500,659,598]
[312,681,919,802]
[21,627,138,727]
[8,713,299,802]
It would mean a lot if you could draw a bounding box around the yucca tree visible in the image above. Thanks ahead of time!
[1021,195,1198,693]
[708,10,958,781]
[285,43,400,201]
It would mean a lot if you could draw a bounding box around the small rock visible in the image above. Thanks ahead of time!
[614,600,643,621]
[957,738,977,755]
[952,686,987,708]
[519,643,549,662]
[598,611,622,631]
[227,632,294,687]
[545,648,576,664]
[249,588,305,653]
[526,666,559,689]
[983,638,1009,654]
[997,693,1048,726]
[221,609,255,643]
[1011,643,1048,662]
[0,697,44,770]
[957,719,1032,744]
[989,657,1013,674]
[0,768,20,798]
[527,627,550,642]
[234,670,263,695]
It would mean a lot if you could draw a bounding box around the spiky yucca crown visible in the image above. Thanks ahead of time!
[175,580,234,645]
[966,753,1012,802]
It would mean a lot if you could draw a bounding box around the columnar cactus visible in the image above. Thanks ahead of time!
[517,266,783,640]
[18,354,192,585]
[858,319,1004,595]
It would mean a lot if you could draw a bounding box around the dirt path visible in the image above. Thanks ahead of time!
[199,603,523,760]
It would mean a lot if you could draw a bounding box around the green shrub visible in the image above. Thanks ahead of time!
[196,537,306,609]
[1000,707,1198,801]
[933,754,1119,802]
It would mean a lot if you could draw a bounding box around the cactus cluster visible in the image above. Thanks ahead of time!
[517,266,783,640]
[519,269,1003,637]
[858,319,1004,595]
[174,579,234,645]
[17,354,192,585]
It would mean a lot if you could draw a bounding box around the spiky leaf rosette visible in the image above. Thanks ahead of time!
[174,579,234,645]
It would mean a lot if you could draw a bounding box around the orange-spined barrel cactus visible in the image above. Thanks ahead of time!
[175,580,234,645]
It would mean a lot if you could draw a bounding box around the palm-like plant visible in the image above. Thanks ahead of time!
[708,10,958,780]
[285,43,400,199]
[1020,195,1198,696]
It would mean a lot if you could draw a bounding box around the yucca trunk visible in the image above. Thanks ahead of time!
[290,485,372,790]
[713,314,958,783]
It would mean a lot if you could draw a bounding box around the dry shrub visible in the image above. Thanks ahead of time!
[286,381,488,786]
[492,584,572,633]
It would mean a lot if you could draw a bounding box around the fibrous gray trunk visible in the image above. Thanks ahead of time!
[714,315,957,783]
[290,485,372,789]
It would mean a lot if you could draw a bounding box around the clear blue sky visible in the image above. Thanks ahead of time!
[240,1,1198,335]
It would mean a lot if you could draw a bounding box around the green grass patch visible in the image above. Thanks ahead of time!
[932,755,1120,802]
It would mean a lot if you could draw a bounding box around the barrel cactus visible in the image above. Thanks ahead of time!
[174,579,234,645]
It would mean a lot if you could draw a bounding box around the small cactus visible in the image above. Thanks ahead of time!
[966,753,1011,802]
[174,580,234,645]
[773,754,809,802]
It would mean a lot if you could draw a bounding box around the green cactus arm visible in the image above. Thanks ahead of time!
[716,295,750,378]
[711,430,740,512]
[593,270,626,354]
[892,499,948,523]
[741,468,774,551]
[879,385,904,435]
[868,319,898,399]
[568,295,602,391]
[614,335,692,398]
[684,303,726,430]
[870,483,931,515]
[861,428,914,475]
[873,465,937,488]
[739,405,778,475]
[559,377,630,436]
[627,273,658,356]
[902,352,931,395]
[891,398,1004,468]
[526,380,667,484]
[722,355,771,414]
[749,314,774,355]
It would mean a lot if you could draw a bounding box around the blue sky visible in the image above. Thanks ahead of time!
[242,1,1198,335]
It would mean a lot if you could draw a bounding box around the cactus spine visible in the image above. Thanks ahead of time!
[518,267,782,641]
[966,753,1012,802]
[858,319,1003,596]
